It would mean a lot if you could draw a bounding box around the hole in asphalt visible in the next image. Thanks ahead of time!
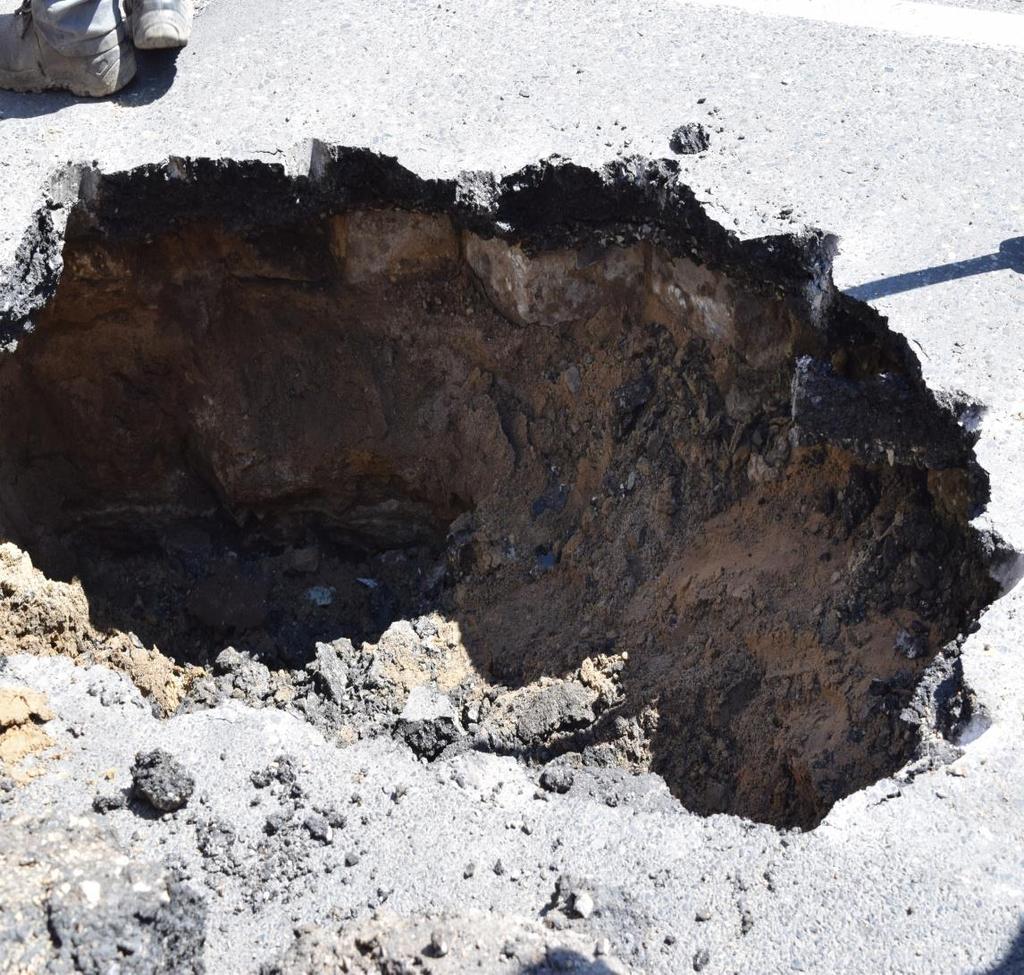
[0,155,1000,827]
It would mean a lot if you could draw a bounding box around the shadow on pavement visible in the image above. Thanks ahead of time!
[0,46,178,118]
[519,951,621,974]
[983,919,1024,974]
[0,85,75,119]
[113,47,179,108]
[846,236,1024,301]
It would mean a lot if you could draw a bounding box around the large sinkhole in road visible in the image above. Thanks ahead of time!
[0,154,999,828]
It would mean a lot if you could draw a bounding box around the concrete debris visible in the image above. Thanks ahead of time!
[261,912,628,974]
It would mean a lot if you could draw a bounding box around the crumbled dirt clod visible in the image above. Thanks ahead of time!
[395,685,465,758]
[92,791,128,813]
[0,685,55,782]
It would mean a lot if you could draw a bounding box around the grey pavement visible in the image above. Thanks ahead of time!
[1,1,1023,972]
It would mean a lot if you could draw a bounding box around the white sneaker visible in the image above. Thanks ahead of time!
[0,8,136,97]
[130,0,193,50]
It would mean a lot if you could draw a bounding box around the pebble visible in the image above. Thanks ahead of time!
[264,812,290,835]
[302,814,332,844]
[92,792,127,814]
[305,585,336,607]
[572,891,595,919]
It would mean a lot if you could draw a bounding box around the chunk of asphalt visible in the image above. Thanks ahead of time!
[394,685,465,759]
[130,749,194,813]
[307,639,352,702]
[539,764,575,794]
[669,122,711,154]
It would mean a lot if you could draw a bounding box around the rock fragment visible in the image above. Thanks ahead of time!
[428,929,450,957]
[572,890,595,919]
[215,646,272,700]
[302,814,332,844]
[550,873,602,924]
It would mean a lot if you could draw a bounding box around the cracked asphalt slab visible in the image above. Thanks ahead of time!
[1,1,1023,972]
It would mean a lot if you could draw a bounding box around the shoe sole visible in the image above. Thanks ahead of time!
[0,67,49,93]
[133,11,191,49]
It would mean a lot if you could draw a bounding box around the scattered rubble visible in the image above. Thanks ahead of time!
[262,911,628,974]
[540,763,576,794]
[0,816,206,974]
[0,543,191,713]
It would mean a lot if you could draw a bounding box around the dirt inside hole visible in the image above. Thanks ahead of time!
[0,156,999,828]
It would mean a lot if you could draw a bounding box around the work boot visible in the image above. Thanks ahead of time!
[0,4,135,96]
[129,0,192,49]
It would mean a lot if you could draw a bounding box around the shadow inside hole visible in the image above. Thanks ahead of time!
[29,508,457,670]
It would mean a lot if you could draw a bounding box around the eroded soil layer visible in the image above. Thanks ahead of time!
[0,152,998,827]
